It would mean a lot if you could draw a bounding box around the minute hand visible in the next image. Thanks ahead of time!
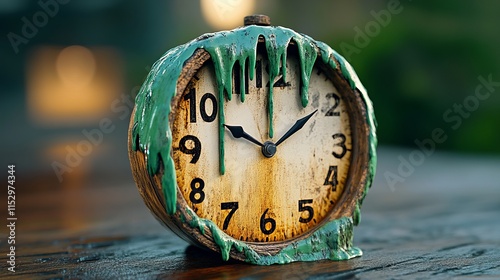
[275,109,318,146]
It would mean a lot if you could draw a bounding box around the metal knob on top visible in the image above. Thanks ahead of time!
[244,14,271,26]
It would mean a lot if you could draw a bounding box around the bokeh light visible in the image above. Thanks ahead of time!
[27,46,122,126]
[200,0,255,30]
[56,45,96,89]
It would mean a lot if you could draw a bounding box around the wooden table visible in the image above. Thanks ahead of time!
[2,148,499,279]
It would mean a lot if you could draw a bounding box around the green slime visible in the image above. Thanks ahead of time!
[132,25,377,264]
[185,207,361,265]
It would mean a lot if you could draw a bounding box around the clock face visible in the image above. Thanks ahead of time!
[171,49,352,242]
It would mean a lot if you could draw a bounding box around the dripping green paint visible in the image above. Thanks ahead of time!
[183,207,361,265]
[132,24,377,263]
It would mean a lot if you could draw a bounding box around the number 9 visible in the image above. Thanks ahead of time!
[179,135,201,164]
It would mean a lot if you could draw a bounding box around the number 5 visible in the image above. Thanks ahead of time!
[298,199,314,223]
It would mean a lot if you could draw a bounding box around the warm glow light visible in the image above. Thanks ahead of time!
[200,0,256,30]
[27,46,122,126]
[56,45,96,88]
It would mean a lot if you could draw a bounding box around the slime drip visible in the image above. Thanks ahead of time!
[183,207,361,264]
[132,25,377,263]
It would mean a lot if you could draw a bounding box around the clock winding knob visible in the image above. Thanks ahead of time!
[244,14,271,26]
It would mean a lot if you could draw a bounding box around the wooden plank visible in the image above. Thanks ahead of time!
[1,149,499,278]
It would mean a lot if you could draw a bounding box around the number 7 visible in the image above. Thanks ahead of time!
[221,202,238,230]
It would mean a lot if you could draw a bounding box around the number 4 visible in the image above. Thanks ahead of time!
[324,166,338,191]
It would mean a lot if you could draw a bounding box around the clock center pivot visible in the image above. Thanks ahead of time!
[262,141,277,158]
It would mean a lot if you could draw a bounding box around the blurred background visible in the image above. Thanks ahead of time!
[1,2,499,276]
[1,0,499,190]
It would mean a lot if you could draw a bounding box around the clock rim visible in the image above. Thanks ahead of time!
[128,43,373,261]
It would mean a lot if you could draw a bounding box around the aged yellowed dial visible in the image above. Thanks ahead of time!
[172,50,352,242]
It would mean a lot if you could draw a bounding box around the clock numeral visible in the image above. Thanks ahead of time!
[298,199,314,223]
[260,58,291,88]
[221,202,238,230]
[266,75,291,88]
[233,63,249,96]
[256,59,263,88]
[260,208,276,235]
[324,166,338,191]
[325,92,341,116]
[183,88,217,123]
[235,59,288,92]
[200,92,217,122]
[332,133,347,159]
[179,135,201,164]
[184,88,197,123]
[189,178,205,204]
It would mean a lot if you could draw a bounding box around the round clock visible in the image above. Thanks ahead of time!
[128,15,376,265]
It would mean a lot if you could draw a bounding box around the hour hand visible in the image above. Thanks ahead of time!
[224,125,264,147]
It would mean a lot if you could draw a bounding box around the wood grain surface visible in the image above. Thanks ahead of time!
[1,148,499,279]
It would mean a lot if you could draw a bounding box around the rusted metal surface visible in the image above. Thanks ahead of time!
[244,14,271,26]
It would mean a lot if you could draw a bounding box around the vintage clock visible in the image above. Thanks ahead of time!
[128,15,376,265]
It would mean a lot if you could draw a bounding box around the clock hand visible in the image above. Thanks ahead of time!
[224,125,264,147]
[275,109,318,146]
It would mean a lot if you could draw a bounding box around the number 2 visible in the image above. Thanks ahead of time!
[325,92,340,116]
